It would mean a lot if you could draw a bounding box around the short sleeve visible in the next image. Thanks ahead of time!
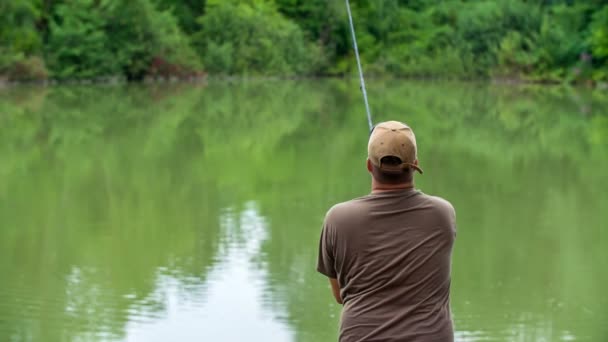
[316,220,338,278]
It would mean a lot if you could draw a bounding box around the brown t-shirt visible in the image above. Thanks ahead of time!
[317,188,456,342]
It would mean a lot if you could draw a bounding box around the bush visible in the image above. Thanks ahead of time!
[455,1,541,76]
[4,56,48,81]
[46,1,118,80]
[0,0,42,55]
[2,0,608,82]
[104,0,202,80]
[590,5,608,80]
[0,0,46,81]
[193,1,321,76]
[46,0,201,80]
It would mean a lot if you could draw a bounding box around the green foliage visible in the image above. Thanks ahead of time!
[2,0,608,81]
[590,6,608,66]
[156,0,207,34]
[0,0,41,55]
[0,0,47,80]
[45,0,201,80]
[193,1,320,75]
[274,0,348,74]
[454,1,541,76]
[589,6,608,81]
[46,0,118,79]
[355,2,469,77]
[105,0,202,80]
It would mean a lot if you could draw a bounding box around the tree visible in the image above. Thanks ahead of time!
[46,0,201,80]
[590,5,608,79]
[0,0,47,80]
[193,0,320,75]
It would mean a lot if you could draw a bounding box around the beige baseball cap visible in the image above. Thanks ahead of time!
[368,121,423,174]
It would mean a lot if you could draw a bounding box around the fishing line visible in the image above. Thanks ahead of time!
[345,0,373,132]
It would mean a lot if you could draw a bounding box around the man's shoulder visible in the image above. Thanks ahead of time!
[416,192,457,229]
[324,191,456,225]
[324,196,371,225]
[418,192,456,215]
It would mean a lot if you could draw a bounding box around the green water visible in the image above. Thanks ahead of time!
[0,80,607,342]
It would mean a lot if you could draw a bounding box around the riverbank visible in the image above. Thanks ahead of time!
[2,74,607,91]
[4,1,608,89]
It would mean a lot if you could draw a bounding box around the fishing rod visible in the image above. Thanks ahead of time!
[345,0,373,132]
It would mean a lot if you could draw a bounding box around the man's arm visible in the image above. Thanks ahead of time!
[329,278,343,304]
[318,214,342,304]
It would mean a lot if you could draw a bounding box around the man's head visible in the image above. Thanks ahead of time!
[367,121,423,185]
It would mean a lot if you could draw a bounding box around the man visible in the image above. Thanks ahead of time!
[317,121,456,342]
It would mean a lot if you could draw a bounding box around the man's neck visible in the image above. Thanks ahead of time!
[371,181,415,193]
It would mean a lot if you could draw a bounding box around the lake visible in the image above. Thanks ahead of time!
[1,80,607,342]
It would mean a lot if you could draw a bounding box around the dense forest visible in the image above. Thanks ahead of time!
[1,0,608,83]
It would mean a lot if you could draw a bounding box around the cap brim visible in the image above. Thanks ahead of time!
[410,164,424,174]
[379,163,424,174]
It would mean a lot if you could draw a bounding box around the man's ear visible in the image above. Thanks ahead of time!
[367,159,373,173]
[414,159,419,166]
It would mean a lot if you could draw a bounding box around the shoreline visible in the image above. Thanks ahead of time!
[1,74,606,90]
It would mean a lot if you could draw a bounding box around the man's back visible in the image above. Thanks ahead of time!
[317,188,456,342]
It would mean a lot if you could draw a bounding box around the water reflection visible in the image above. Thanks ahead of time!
[0,81,607,342]
[125,202,292,341]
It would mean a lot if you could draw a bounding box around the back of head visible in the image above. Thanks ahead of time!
[367,121,423,185]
